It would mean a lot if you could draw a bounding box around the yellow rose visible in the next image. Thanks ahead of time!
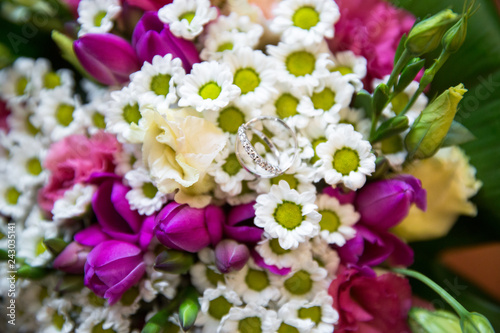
[392,146,482,242]
[141,109,227,196]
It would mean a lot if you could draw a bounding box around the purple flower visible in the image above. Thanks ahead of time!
[89,175,155,250]
[336,224,414,267]
[214,240,250,273]
[355,175,427,230]
[84,240,146,305]
[224,202,264,243]
[74,33,141,85]
[53,242,92,274]
[132,11,200,72]
[154,202,224,253]
[323,186,356,204]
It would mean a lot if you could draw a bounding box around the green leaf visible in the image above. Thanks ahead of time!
[441,120,476,147]
[395,34,409,65]
[51,30,95,82]
[372,83,391,116]
[352,89,373,118]
[395,58,426,94]
[43,238,68,256]
[371,115,409,143]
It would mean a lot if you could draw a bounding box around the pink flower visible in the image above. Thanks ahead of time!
[329,265,412,333]
[328,0,415,88]
[53,241,92,274]
[38,132,120,213]
[0,100,10,132]
[125,0,172,11]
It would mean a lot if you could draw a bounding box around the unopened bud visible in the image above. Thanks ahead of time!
[154,250,195,274]
[461,312,495,333]
[409,308,461,333]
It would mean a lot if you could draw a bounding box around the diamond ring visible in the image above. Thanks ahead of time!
[235,116,298,178]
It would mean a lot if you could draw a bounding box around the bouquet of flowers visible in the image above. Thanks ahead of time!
[0,0,497,332]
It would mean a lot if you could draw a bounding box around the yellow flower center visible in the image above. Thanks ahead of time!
[179,11,195,24]
[275,93,299,118]
[88,292,106,307]
[311,88,336,111]
[274,201,303,230]
[26,115,40,136]
[93,11,107,27]
[292,6,320,30]
[311,137,327,164]
[16,77,28,96]
[319,210,340,232]
[391,92,410,115]
[35,239,46,256]
[217,106,245,134]
[222,153,242,176]
[278,323,300,333]
[199,81,222,100]
[298,306,322,325]
[206,267,225,287]
[286,51,315,77]
[269,238,290,255]
[238,317,262,333]
[43,72,61,89]
[55,104,74,127]
[217,42,233,52]
[5,187,21,205]
[271,174,299,190]
[284,270,313,295]
[234,68,260,95]
[150,74,171,96]
[52,312,65,331]
[92,112,106,129]
[26,157,42,175]
[245,269,269,291]
[123,103,141,125]
[208,296,232,320]
[331,66,353,76]
[92,321,115,333]
[333,148,360,176]
[142,182,158,199]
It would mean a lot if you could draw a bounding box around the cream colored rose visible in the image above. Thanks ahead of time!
[141,109,227,194]
[393,146,482,242]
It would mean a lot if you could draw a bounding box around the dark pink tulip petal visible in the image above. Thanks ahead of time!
[126,0,172,11]
[205,205,224,246]
[225,202,264,243]
[214,240,249,273]
[53,242,92,274]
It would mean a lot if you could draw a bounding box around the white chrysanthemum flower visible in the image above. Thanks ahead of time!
[225,258,280,306]
[316,124,376,190]
[254,180,321,249]
[203,101,258,136]
[264,309,315,333]
[261,81,310,129]
[255,233,313,269]
[5,102,45,140]
[190,248,226,292]
[214,180,258,207]
[79,80,112,135]
[106,86,145,143]
[197,285,243,333]
[208,144,254,197]
[338,107,371,139]
[30,58,74,98]
[267,41,332,95]
[18,217,57,267]
[223,47,277,108]
[125,167,168,215]
[278,290,339,333]
[315,194,358,246]
[271,0,340,45]
[0,174,33,219]
[219,304,276,333]
[36,297,74,333]
[77,0,121,36]
[270,259,328,304]
[75,307,130,333]
[310,238,340,277]
[297,74,354,123]
[130,54,185,113]
[114,143,142,176]
[32,90,85,141]
[328,50,367,80]
[52,183,96,222]
[158,0,217,40]
[7,136,47,189]
[200,30,247,61]
[203,12,263,50]
[178,61,241,112]
[0,57,38,103]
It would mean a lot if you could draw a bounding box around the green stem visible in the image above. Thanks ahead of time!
[387,49,413,89]
[392,268,468,317]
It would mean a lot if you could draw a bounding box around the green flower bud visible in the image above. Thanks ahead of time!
[460,312,495,333]
[17,264,49,280]
[179,298,200,331]
[409,308,461,333]
[406,10,459,55]
[405,84,467,160]
[154,250,195,274]
[443,1,475,54]
[43,238,68,256]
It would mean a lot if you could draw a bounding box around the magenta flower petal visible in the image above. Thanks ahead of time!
[214,240,250,273]
[126,0,172,11]
[251,251,291,276]
[225,203,263,243]
[74,33,141,85]
[139,215,156,250]
[104,262,146,305]
[205,205,224,246]
[53,242,91,274]
[323,186,356,204]
[75,225,110,247]
[110,181,142,233]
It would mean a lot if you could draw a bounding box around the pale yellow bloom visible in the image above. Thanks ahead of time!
[141,108,227,195]
[393,146,481,242]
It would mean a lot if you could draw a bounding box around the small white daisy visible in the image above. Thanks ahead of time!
[271,0,340,45]
[254,180,321,250]
[77,0,122,37]
[310,238,340,278]
[214,180,259,207]
[203,101,259,136]
[297,117,332,164]
[30,58,74,97]
[105,86,145,143]
[267,41,332,95]
[18,218,58,267]
[264,309,315,333]
[0,174,33,220]
[315,194,358,246]
[143,251,181,300]
[218,304,275,333]
[36,297,75,333]
[32,90,85,141]
[338,107,371,139]
[5,102,44,139]
[113,142,143,176]
[52,183,96,221]
[200,30,247,61]
[79,80,112,135]
[0,57,37,104]
[75,307,130,333]
[158,0,217,40]
[316,124,376,190]
[197,285,243,333]
[7,136,47,189]
[223,47,277,108]
[190,248,226,292]
[328,50,367,80]
[297,74,354,123]
[130,54,185,113]
[225,258,280,306]
[203,12,263,50]
[255,233,313,270]
[125,167,168,215]
[178,61,241,112]
[270,259,328,304]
